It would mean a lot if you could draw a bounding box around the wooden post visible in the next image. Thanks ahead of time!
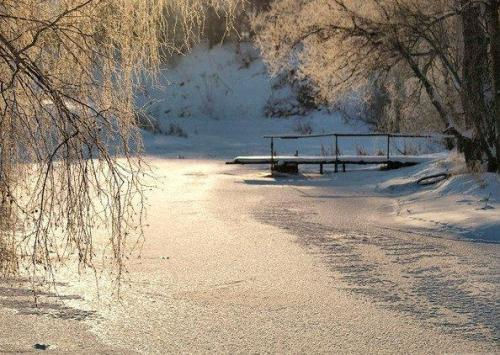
[386,134,390,160]
[270,137,274,172]
[343,163,346,173]
[335,135,339,173]
[320,164,323,175]
[335,135,339,159]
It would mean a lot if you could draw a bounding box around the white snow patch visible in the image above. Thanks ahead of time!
[380,153,500,242]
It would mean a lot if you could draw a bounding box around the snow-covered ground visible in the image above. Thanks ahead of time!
[382,154,500,242]
[230,157,499,243]
[4,159,496,353]
[279,155,500,243]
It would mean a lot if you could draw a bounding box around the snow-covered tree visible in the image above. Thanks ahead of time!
[254,0,500,172]
[0,0,240,280]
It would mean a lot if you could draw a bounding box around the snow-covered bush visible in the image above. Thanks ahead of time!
[136,111,163,134]
[264,71,321,118]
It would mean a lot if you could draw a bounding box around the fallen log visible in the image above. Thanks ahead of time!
[416,173,450,186]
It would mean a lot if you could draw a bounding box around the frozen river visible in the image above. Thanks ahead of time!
[1,159,498,353]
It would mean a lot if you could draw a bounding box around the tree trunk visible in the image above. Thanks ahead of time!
[460,0,496,171]
[0,152,9,228]
[0,113,16,274]
[391,74,403,133]
[0,112,13,230]
[487,0,500,172]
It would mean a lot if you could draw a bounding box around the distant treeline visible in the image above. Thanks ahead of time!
[160,0,271,55]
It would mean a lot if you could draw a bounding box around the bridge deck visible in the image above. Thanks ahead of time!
[226,155,434,165]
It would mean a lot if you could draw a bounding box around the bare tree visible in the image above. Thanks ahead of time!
[0,0,240,282]
[254,0,500,172]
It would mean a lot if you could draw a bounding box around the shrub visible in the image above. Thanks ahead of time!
[355,145,369,156]
[292,120,313,135]
[166,123,189,138]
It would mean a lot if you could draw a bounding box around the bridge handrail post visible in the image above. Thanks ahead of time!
[387,134,391,160]
[270,137,274,171]
[335,134,339,160]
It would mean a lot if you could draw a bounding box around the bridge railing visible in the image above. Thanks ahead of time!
[262,132,455,163]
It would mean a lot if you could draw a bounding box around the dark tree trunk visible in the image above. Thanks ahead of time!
[487,0,500,172]
[460,0,496,171]
[393,81,403,133]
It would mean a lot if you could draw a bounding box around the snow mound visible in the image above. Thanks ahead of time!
[381,154,500,243]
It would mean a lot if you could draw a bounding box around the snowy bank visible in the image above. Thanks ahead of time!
[241,154,499,243]
[136,43,367,158]
[381,154,500,243]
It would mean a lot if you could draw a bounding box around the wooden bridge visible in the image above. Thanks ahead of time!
[226,132,452,174]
